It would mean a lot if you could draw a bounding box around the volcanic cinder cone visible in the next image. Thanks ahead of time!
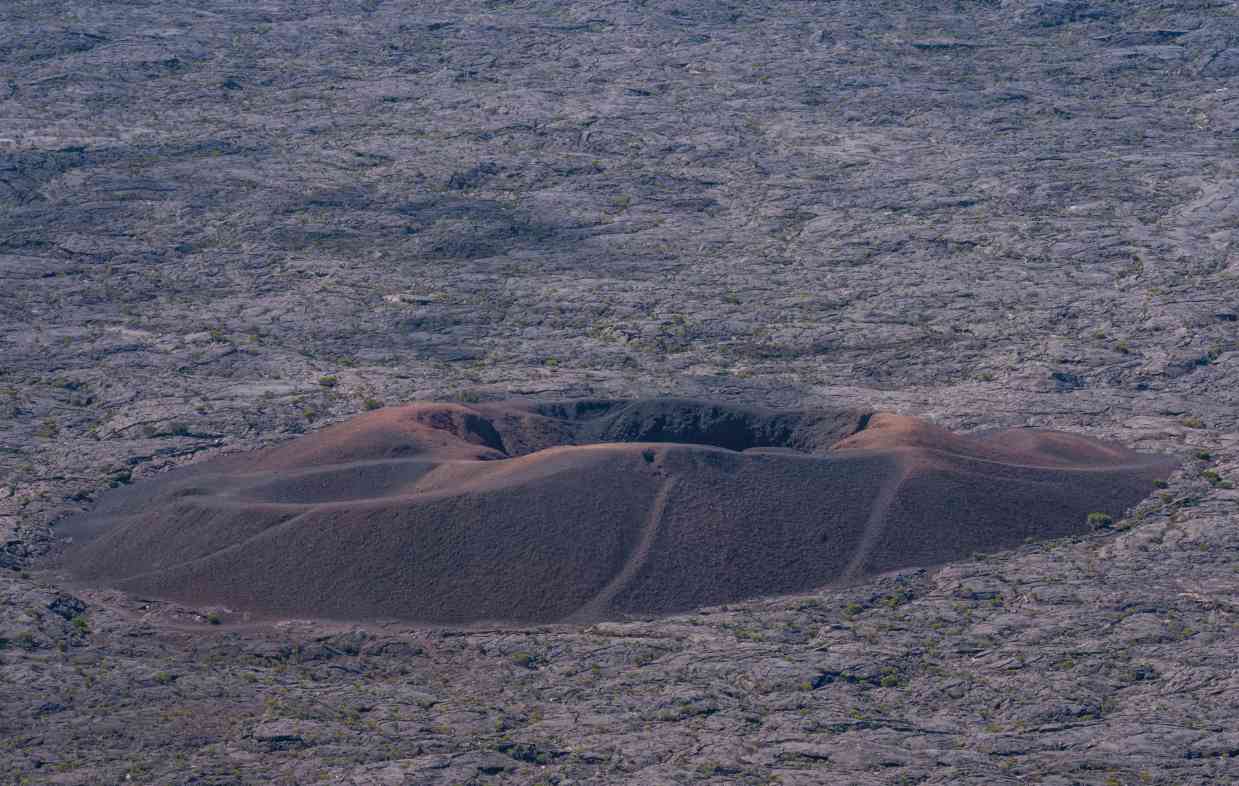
[57,399,1178,624]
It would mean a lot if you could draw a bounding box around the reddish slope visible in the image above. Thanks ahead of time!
[58,400,1178,623]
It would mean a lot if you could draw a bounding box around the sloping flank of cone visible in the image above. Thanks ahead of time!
[58,400,1178,623]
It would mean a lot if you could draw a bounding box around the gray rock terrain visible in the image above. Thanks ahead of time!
[1,0,1236,783]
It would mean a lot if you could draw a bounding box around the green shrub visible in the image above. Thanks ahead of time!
[363,398,384,411]
[510,651,535,668]
[1201,470,1229,488]
[318,375,338,388]
[1087,512,1114,530]
[1181,416,1204,429]
[881,592,909,609]
[35,418,60,438]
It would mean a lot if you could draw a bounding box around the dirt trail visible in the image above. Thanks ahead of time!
[570,474,679,622]
[842,454,913,582]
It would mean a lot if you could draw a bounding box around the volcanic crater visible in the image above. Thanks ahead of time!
[58,399,1177,624]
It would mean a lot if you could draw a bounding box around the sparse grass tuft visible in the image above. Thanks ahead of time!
[35,418,60,438]
[510,651,536,668]
[1087,512,1114,530]
[1201,469,1231,488]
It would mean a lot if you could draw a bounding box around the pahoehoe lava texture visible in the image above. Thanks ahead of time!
[59,399,1176,623]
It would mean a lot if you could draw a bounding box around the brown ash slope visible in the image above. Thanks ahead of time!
[60,400,1175,623]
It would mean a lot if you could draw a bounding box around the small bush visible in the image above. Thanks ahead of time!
[206,612,222,625]
[1181,416,1204,429]
[1087,512,1114,530]
[363,398,384,411]
[71,616,89,634]
[1127,663,1159,682]
[881,592,909,609]
[1153,479,1169,489]
[318,375,338,388]
[1201,470,1229,488]
[1195,451,1213,461]
[35,418,60,438]
[510,651,536,668]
